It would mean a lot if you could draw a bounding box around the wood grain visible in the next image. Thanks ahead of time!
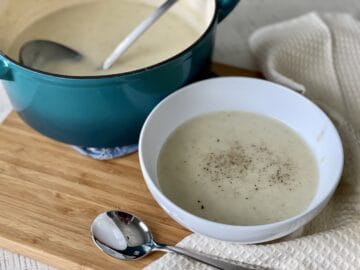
[0,64,260,270]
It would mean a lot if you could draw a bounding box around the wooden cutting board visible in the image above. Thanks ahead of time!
[0,64,261,270]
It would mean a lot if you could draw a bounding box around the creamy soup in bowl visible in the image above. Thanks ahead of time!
[139,77,344,243]
[157,111,319,226]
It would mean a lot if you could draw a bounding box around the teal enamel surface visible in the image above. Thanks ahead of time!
[0,1,239,147]
[217,0,240,21]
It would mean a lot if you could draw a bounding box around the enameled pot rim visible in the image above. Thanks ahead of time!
[2,1,218,80]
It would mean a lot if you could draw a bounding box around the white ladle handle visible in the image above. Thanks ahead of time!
[102,0,178,70]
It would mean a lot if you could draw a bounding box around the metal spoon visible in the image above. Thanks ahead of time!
[90,210,262,270]
[19,0,178,70]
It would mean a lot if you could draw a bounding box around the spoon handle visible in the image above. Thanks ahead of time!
[155,244,264,270]
[102,0,178,70]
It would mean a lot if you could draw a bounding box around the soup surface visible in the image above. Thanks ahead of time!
[158,111,318,225]
[8,0,205,76]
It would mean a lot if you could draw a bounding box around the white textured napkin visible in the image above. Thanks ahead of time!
[0,84,11,123]
[146,12,360,270]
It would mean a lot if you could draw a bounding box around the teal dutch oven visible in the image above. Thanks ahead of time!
[0,0,239,148]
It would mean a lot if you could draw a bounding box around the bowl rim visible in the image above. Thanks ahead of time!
[139,76,344,230]
[2,1,218,80]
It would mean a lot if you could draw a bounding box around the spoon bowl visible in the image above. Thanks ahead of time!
[91,211,153,260]
[19,40,81,69]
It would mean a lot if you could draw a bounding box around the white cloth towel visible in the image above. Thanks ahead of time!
[146,12,360,270]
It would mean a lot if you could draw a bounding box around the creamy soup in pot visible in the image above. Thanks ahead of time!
[157,111,319,225]
[7,0,212,76]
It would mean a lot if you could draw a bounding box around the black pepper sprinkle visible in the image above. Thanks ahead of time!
[199,141,297,191]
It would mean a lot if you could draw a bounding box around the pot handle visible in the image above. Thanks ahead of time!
[217,0,240,22]
[0,53,13,81]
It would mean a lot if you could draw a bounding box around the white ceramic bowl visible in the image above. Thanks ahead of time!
[139,77,343,243]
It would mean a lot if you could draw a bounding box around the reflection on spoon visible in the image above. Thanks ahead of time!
[90,210,266,270]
